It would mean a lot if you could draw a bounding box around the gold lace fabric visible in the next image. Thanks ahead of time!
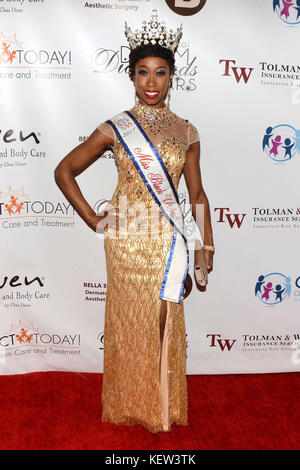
[97,103,198,433]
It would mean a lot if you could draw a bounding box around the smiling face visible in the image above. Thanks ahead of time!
[132,56,173,108]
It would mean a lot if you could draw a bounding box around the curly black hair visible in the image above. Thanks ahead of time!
[128,44,175,79]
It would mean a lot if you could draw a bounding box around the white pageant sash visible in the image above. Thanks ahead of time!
[106,111,189,304]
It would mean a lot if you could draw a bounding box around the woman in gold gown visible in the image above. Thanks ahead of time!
[54,11,214,434]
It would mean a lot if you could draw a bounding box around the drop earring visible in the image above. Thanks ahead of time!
[167,84,171,109]
[135,90,139,105]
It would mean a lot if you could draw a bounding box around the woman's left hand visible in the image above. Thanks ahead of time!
[194,246,214,288]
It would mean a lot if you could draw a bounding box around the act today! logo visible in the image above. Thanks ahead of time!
[0,30,72,79]
[0,320,81,366]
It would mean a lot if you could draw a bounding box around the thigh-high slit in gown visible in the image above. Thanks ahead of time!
[96,102,199,433]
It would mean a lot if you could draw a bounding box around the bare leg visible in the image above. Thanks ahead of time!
[159,299,169,431]
[159,300,167,350]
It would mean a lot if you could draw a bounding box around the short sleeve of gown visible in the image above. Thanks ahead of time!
[187,122,200,146]
[96,122,116,144]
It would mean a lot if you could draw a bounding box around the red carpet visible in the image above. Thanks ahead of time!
[0,371,299,450]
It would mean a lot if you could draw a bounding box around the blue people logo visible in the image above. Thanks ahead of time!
[255,272,291,305]
[273,0,300,25]
[262,124,299,163]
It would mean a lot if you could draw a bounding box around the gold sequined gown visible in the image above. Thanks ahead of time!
[96,103,199,433]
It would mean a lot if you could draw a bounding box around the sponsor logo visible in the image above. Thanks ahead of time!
[0,186,75,229]
[93,197,110,220]
[220,59,300,89]
[263,124,299,163]
[242,333,299,353]
[255,274,300,304]
[1,273,48,309]
[97,331,104,350]
[273,0,300,25]
[92,40,198,91]
[0,0,46,14]
[0,127,40,145]
[215,208,247,228]
[206,333,237,351]
[0,126,44,169]
[0,320,81,364]
[255,272,292,305]
[165,0,207,16]
[252,207,300,230]
[214,207,300,231]
[260,61,300,88]
[84,281,107,302]
[83,0,145,13]
[220,58,254,84]
[0,31,72,80]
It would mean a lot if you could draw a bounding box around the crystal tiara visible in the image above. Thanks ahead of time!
[124,9,183,54]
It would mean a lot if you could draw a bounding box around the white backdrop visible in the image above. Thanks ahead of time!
[1,0,300,375]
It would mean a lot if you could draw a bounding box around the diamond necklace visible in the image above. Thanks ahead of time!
[130,102,177,135]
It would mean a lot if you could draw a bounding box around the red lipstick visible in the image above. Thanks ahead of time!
[144,91,159,99]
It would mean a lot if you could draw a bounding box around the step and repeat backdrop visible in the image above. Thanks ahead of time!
[1,0,300,375]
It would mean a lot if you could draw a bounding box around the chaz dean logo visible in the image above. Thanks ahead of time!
[0,127,40,144]
[92,42,198,91]
[207,333,237,351]
[1,273,44,290]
